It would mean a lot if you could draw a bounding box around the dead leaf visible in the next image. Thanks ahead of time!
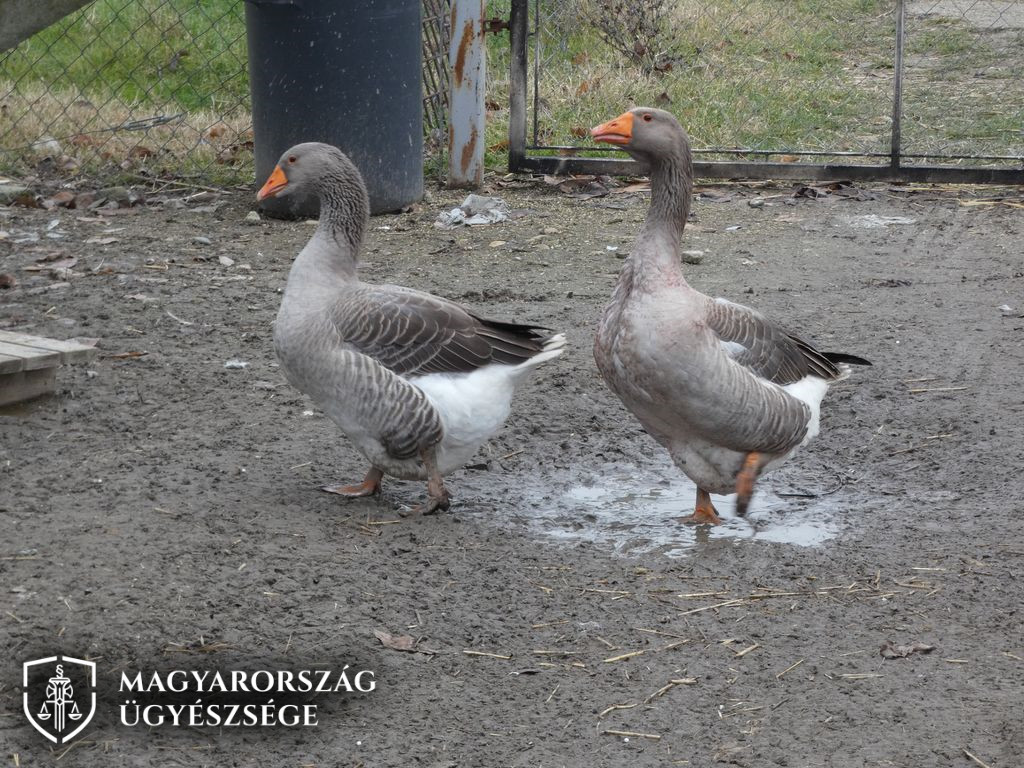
[571,51,589,66]
[569,126,588,138]
[129,145,156,160]
[880,641,936,659]
[373,629,418,652]
[70,134,100,148]
[43,190,76,209]
[611,181,652,194]
[783,51,798,61]
[23,256,77,273]
[206,122,227,140]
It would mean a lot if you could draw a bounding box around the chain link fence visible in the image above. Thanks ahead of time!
[0,0,453,187]
[3,1,1020,187]
[0,0,252,185]
[509,0,1024,181]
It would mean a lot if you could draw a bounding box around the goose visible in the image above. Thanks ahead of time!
[590,108,869,525]
[257,142,565,513]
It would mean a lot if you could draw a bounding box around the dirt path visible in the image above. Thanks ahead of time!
[1,180,1023,767]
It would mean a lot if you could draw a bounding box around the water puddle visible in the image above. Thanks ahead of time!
[524,463,849,557]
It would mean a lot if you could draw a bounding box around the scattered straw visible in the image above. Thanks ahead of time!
[963,749,993,768]
[775,659,804,679]
[603,729,661,741]
[463,650,512,660]
[632,627,688,639]
[644,678,697,704]
[604,639,689,663]
[598,702,640,718]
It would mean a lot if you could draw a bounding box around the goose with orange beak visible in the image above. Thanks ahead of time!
[258,142,565,514]
[591,108,869,525]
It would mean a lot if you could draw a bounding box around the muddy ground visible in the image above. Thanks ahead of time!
[1,176,1023,767]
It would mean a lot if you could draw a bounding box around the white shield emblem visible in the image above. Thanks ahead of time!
[22,655,97,744]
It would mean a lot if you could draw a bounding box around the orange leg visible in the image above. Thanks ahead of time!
[680,488,723,526]
[413,446,451,515]
[321,467,383,497]
[734,451,763,517]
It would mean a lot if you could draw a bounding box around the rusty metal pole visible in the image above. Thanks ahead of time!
[448,0,486,188]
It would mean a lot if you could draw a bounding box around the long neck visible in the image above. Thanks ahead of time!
[618,137,692,296]
[630,142,693,285]
[646,150,692,245]
[309,167,369,279]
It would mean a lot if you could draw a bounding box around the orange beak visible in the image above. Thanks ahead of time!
[256,165,288,201]
[591,111,634,145]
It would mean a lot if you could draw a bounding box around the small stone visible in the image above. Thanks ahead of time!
[244,210,261,223]
[0,273,16,289]
[224,359,249,369]
[73,192,96,209]
[748,198,765,208]
[0,182,30,205]
[193,236,212,245]
[31,137,62,154]
[44,190,76,208]
[542,226,561,235]
[998,304,1014,316]
[98,186,131,206]
[681,249,704,264]
[218,255,235,267]
[488,240,506,247]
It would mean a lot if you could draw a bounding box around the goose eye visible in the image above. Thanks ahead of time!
[642,114,653,122]
[287,155,297,164]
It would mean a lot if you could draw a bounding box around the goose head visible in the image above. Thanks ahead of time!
[257,142,370,249]
[257,142,365,202]
[591,107,690,164]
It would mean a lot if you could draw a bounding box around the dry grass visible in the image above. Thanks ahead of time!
[485,0,1024,166]
[0,79,253,183]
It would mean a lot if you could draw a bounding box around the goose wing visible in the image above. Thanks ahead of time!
[331,285,550,377]
[706,298,845,384]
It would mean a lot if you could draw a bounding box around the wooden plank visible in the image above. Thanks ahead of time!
[0,330,98,364]
[0,340,60,370]
[0,353,23,375]
[0,368,57,406]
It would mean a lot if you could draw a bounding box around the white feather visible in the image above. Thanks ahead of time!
[781,375,830,446]
[411,337,565,473]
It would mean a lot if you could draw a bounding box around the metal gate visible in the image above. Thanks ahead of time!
[507,0,1024,183]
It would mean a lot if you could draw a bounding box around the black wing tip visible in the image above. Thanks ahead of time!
[823,352,872,367]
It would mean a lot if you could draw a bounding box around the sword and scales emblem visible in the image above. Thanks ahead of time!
[22,655,96,744]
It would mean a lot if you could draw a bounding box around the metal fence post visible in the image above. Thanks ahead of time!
[891,0,905,172]
[508,0,528,172]
[448,0,485,188]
